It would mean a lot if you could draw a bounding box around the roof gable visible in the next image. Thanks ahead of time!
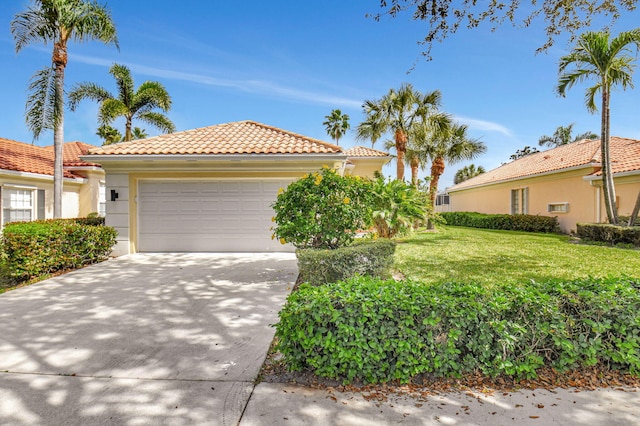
[87,121,343,156]
[449,137,640,191]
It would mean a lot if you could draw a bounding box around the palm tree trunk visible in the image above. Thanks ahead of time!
[410,156,419,187]
[125,116,132,142]
[395,129,407,181]
[628,190,640,226]
[601,86,619,224]
[429,157,445,208]
[52,41,67,219]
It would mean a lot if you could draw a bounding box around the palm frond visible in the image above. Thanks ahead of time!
[98,98,127,124]
[133,81,172,112]
[68,82,112,110]
[136,111,176,134]
[25,66,58,140]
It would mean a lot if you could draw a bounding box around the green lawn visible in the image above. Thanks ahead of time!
[395,226,640,286]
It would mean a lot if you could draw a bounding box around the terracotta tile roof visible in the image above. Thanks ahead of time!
[449,137,640,191]
[0,138,99,179]
[344,146,390,158]
[87,121,342,156]
[45,141,102,167]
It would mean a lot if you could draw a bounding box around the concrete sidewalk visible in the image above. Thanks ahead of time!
[241,383,640,425]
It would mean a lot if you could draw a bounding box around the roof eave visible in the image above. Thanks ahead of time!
[81,153,347,162]
[583,169,640,182]
[448,164,596,193]
[0,168,87,183]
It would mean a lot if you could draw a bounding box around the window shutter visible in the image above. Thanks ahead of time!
[37,189,46,220]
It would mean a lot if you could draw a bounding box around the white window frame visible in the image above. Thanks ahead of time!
[99,181,106,216]
[511,187,528,215]
[548,202,569,213]
[2,185,37,225]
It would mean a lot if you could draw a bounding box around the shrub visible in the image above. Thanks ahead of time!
[2,219,117,280]
[370,177,429,238]
[577,223,640,247]
[296,239,396,285]
[275,276,640,384]
[272,167,372,249]
[441,211,560,233]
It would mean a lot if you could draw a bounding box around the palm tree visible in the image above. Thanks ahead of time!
[69,63,175,142]
[557,29,640,225]
[356,84,442,181]
[97,125,148,145]
[417,121,486,207]
[538,123,598,147]
[509,146,539,160]
[323,109,350,145]
[11,0,118,218]
[454,164,486,184]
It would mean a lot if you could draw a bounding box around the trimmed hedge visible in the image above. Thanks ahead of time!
[577,223,640,247]
[441,211,560,233]
[275,276,640,384]
[2,219,117,280]
[296,239,396,286]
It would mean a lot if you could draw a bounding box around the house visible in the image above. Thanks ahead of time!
[0,138,105,226]
[83,120,390,255]
[342,146,390,177]
[440,137,640,233]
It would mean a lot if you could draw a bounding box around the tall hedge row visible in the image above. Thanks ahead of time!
[577,223,640,247]
[2,219,117,280]
[441,212,560,233]
[275,276,640,384]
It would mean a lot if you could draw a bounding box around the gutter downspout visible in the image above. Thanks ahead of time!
[596,186,601,224]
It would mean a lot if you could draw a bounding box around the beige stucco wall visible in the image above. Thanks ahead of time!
[347,158,389,178]
[0,173,84,222]
[448,168,600,233]
[73,168,106,217]
[591,174,640,223]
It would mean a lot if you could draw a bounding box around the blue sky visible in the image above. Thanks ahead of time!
[1,1,640,189]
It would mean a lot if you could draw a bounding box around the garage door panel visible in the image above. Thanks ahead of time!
[138,180,293,252]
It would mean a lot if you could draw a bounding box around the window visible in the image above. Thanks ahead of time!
[548,202,569,213]
[511,188,528,214]
[99,182,106,216]
[2,187,35,225]
[436,194,450,206]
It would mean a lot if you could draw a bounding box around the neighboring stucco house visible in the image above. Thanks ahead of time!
[83,120,390,255]
[439,137,640,233]
[0,138,105,226]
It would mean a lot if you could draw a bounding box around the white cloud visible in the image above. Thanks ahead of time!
[69,53,362,109]
[453,115,513,137]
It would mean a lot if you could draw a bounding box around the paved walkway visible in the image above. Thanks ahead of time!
[0,253,297,425]
[240,383,640,425]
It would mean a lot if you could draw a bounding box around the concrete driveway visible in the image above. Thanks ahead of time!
[0,252,297,425]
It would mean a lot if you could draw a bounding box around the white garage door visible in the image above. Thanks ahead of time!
[138,180,293,252]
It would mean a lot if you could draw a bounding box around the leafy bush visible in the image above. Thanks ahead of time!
[296,239,396,285]
[370,177,429,237]
[577,223,640,247]
[441,211,560,233]
[2,219,117,280]
[275,276,640,384]
[272,167,372,249]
